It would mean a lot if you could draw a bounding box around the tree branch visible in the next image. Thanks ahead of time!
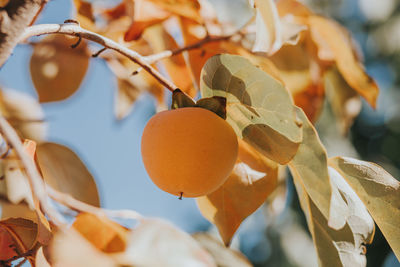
[21,23,178,92]
[0,116,66,227]
[0,0,47,67]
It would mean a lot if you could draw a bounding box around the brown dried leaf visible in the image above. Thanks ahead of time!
[73,213,129,253]
[36,142,100,207]
[30,35,89,103]
[197,139,278,245]
[73,0,96,31]
[193,233,252,267]
[0,89,47,142]
[0,218,38,257]
[147,0,203,23]
[308,16,379,108]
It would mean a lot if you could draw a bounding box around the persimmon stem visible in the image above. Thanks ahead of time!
[20,23,178,92]
[179,192,183,200]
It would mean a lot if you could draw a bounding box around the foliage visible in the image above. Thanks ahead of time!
[0,0,398,266]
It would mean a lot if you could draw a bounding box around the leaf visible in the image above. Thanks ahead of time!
[200,54,302,164]
[115,219,216,267]
[0,88,47,142]
[36,142,100,207]
[269,42,324,122]
[114,78,142,120]
[196,97,226,120]
[288,107,332,223]
[193,233,252,267]
[276,0,312,18]
[293,168,374,267]
[171,89,196,109]
[30,34,89,103]
[0,218,38,257]
[124,0,170,41]
[308,16,379,108]
[50,228,117,267]
[144,24,196,97]
[329,157,400,261]
[197,139,278,245]
[252,0,306,54]
[147,0,203,23]
[73,213,129,253]
[73,0,96,31]
[324,67,361,135]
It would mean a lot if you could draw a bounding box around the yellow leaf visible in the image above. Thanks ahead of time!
[197,139,278,245]
[73,213,129,253]
[324,67,361,135]
[30,35,89,103]
[147,0,203,23]
[200,54,302,164]
[73,0,96,31]
[329,157,400,261]
[36,142,100,207]
[193,233,252,267]
[308,16,379,108]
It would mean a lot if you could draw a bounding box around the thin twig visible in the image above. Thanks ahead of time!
[0,116,66,227]
[46,186,143,221]
[20,23,178,92]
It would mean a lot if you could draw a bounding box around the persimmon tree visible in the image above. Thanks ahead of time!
[0,0,398,266]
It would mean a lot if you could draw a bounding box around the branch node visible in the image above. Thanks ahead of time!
[64,19,80,26]
[92,47,106,57]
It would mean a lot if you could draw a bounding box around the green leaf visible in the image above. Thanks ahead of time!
[329,157,400,261]
[288,107,332,222]
[293,166,375,267]
[200,54,302,164]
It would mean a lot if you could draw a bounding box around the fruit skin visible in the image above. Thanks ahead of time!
[141,107,238,198]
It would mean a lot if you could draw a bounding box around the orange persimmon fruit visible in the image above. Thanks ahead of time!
[141,107,238,198]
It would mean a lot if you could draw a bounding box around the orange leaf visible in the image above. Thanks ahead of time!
[73,0,96,30]
[197,139,278,246]
[147,0,203,23]
[144,24,196,97]
[30,35,89,103]
[308,16,379,108]
[73,213,129,253]
[0,227,17,260]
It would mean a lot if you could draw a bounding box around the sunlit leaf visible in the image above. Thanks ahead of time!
[73,0,96,31]
[35,247,51,267]
[0,88,47,142]
[197,139,278,245]
[276,0,312,18]
[144,24,196,97]
[324,67,361,135]
[50,228,117,267]
[252,0,305,54]
[124,0,170,41]
[329,157,400,261]
[193,233,252,267]
[293,166,374,267]
[200,54,302,164]
[115,219,216,267]
[147,0,203,23]
[30,35,89,103]
[73,213,129,253]
[308,16,379,108]
[36,142,100,207]
[269,43,324,122]
[288,107,332,223]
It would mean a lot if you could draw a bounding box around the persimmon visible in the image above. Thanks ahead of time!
[141,107,238,198]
